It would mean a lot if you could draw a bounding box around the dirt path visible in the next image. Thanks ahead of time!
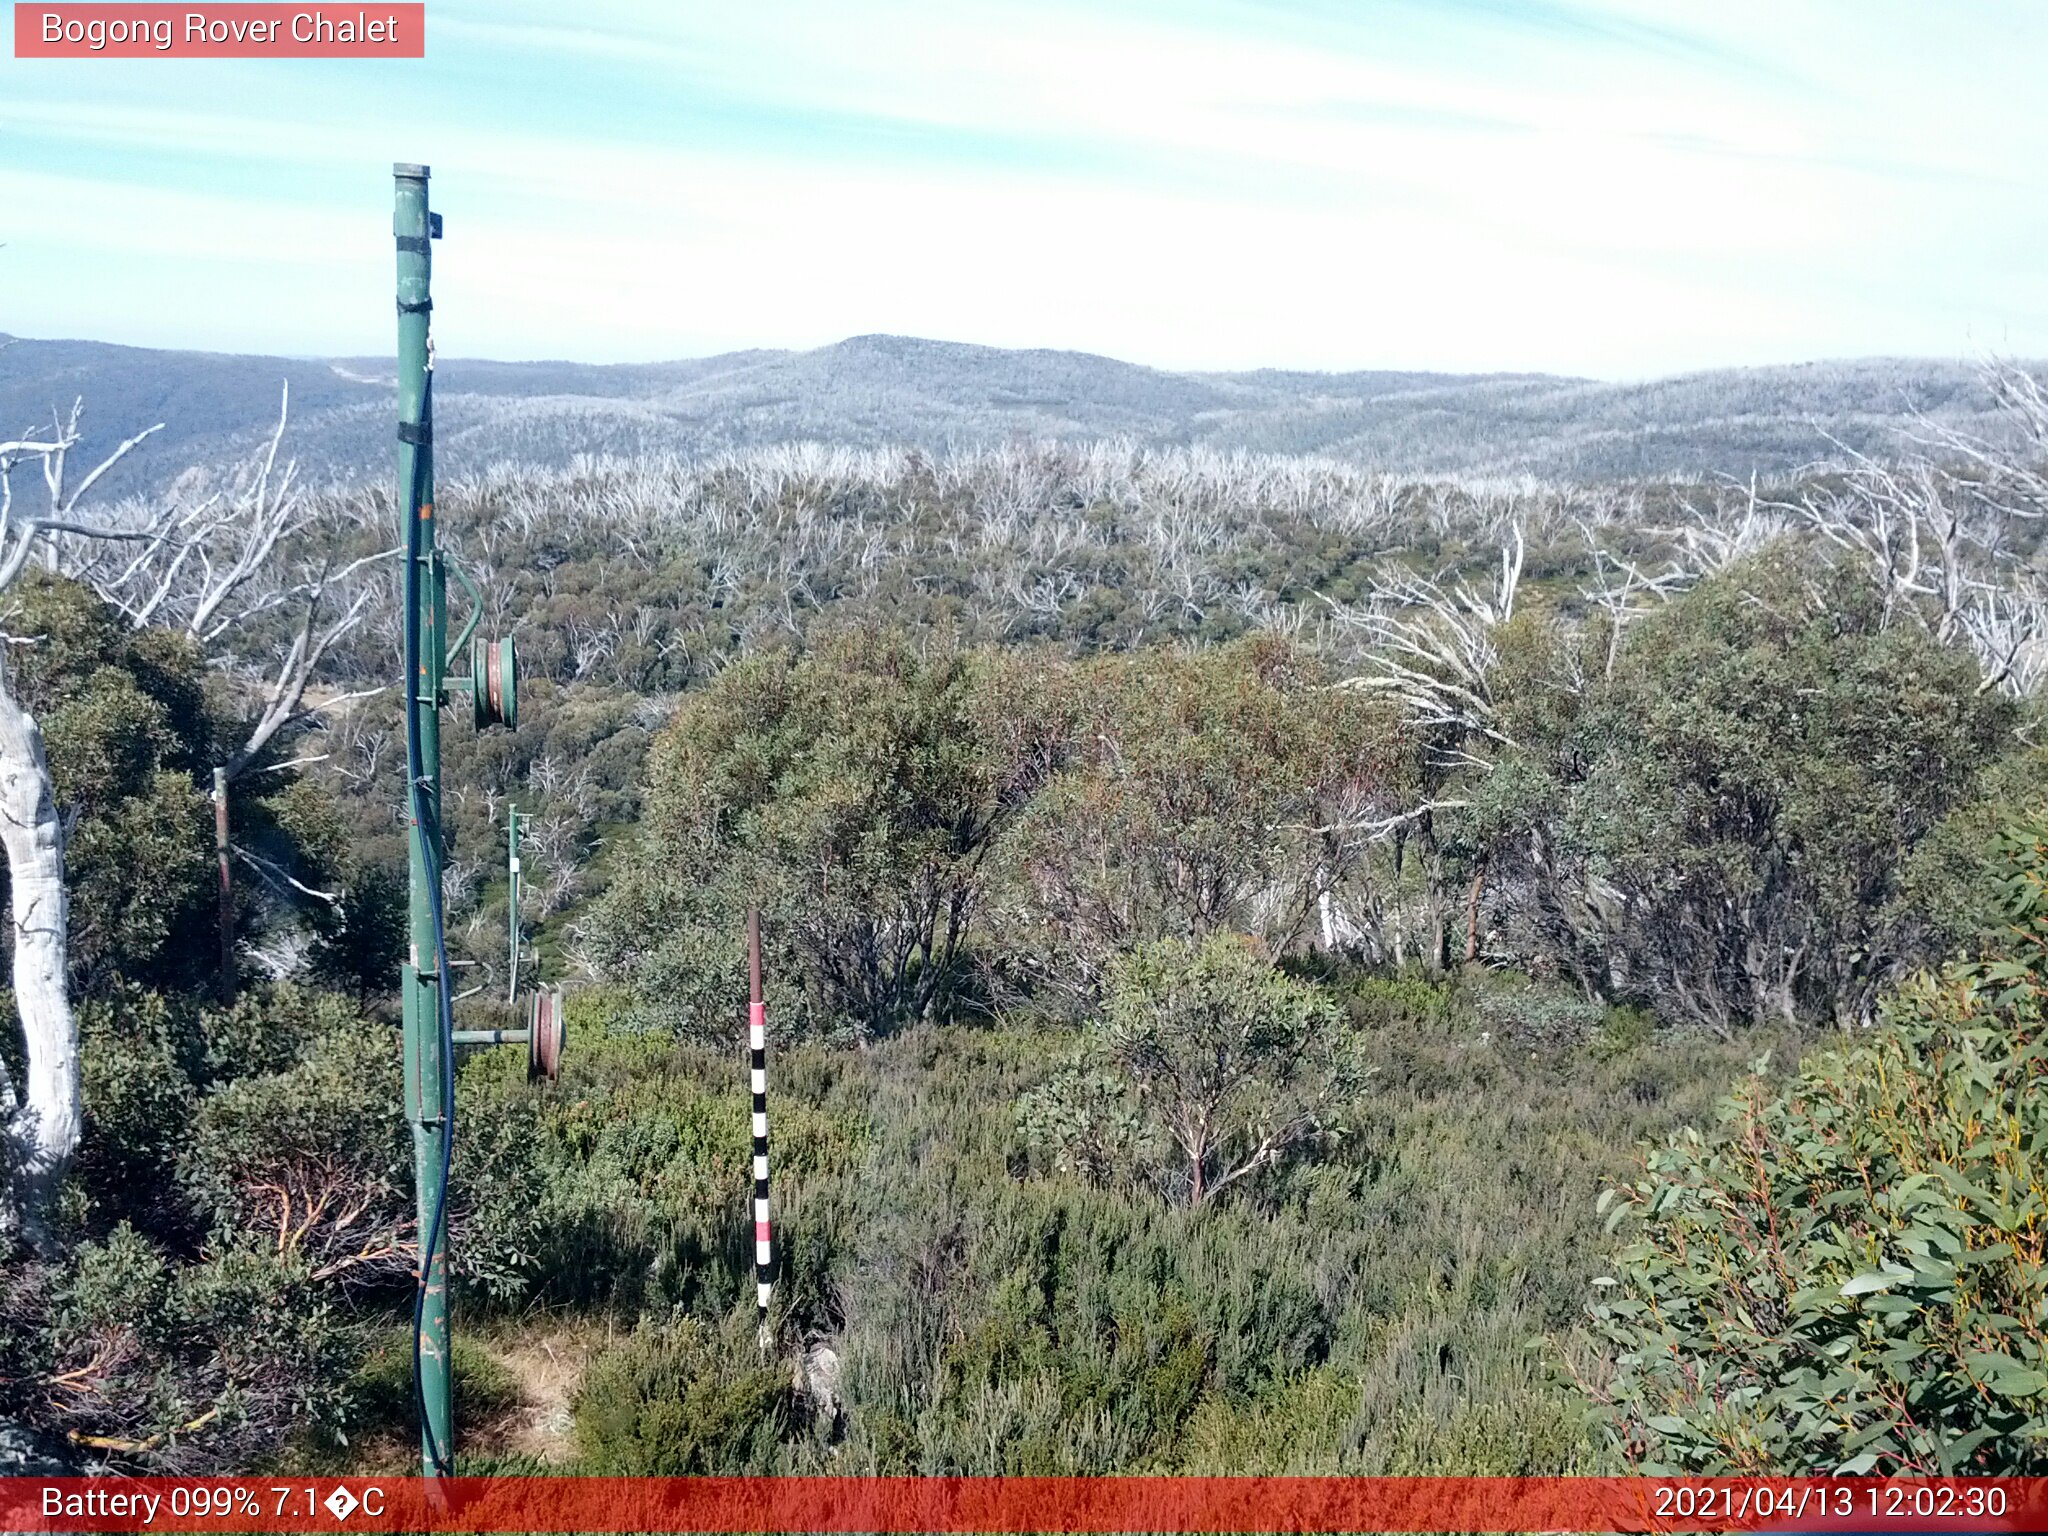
[477,1328,592,1466]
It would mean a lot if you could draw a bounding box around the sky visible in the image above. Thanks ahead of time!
[3,0,2047,378]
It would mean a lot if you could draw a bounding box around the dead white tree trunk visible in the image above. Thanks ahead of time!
[0,678,72,1244]
[0,405,162,1243]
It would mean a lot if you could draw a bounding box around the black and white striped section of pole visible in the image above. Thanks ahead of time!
[747,907,772,1350]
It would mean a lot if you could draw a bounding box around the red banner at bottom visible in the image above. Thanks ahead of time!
[3,1476,2039,1533]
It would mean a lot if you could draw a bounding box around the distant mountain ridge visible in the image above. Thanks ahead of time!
[0,330,2027,498]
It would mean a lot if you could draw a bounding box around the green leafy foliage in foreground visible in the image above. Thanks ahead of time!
[8,489,2046,1479]
[2,984,409,1470]
[575,1321,791,1475]
[1588,824,2048,1473]
[453,973,1749,1475]
[1022,934,1363,1206]
[1522,554,2016,1031]
[598,558,2022,1051]
[592,632,1399,1040]
[0,576,368,998]
[588,629,1031,1042]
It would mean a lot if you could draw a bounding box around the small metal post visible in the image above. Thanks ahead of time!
[506,804,523,1003]
[212,765,234,1006]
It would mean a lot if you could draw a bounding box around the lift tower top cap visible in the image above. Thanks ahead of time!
[394,162,430,179]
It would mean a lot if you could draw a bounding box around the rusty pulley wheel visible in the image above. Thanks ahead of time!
[473,634,518,731]
[527,986,565,1083]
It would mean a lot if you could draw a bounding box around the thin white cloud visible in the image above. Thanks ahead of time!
[3,0,2046,372]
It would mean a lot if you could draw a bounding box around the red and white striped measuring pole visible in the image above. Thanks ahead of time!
[747,908,773,1350]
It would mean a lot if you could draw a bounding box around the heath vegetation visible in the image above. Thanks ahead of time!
[3,364,2046,1474]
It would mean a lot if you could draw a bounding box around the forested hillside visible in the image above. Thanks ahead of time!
[3,362,2047,1476]
[2,330,2033,498]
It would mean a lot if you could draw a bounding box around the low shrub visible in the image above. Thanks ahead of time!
[574,1320,790,1474]
[1338,970,1456,1032]
[345,1328,522,1438]
[1468,971,1608,1048]
[36,1225,352,1472]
